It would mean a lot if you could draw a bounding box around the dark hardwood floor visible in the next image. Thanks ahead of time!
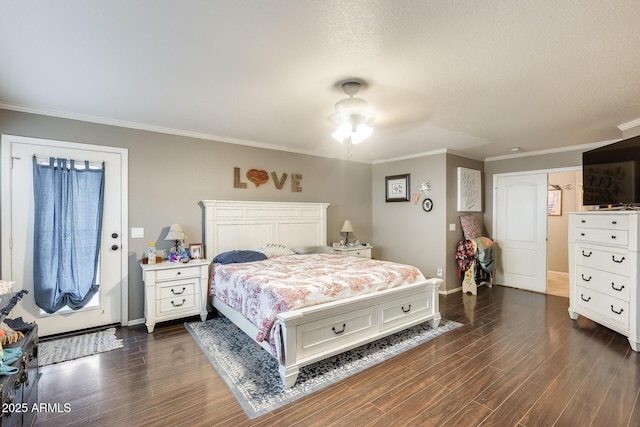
[35,285,640,426]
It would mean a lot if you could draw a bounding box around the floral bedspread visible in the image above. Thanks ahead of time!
[210,253,425,343]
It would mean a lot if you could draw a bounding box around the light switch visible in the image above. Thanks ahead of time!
[131,227,144,238]
[449,224,456,231]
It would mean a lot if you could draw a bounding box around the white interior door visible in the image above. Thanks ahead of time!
[1,135,128,336]
[494,172,548,293]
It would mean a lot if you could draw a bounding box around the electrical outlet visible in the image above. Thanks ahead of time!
[449,223,456,231]
[131,227,144,238]
[436,268,443,277]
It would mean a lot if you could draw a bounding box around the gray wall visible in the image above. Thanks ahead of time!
[372,153,446,286]
[445,154,485,291]
[371,152,483,293]
[0,109,373,322]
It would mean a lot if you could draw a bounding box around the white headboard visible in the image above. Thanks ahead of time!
[199,200,330,260]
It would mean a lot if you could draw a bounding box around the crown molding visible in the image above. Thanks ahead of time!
[484,140,618,162]
[618,118,640,131]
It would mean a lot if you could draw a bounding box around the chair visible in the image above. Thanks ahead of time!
[455,215,494,295]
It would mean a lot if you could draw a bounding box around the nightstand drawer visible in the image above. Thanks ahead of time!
[157,293,197,314]
[159,280,196,299]
[156,265,201,281]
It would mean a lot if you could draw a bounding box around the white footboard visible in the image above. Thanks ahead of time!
[277,278,442,387]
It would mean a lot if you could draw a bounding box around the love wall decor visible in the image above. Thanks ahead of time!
[234,167,302,192]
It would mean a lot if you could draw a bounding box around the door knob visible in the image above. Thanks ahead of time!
[111,233,119,238]
[111,245,119,251]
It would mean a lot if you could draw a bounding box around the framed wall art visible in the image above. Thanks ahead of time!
[385,174,410,202]
[457,167,482,212]
[548,189,562,216]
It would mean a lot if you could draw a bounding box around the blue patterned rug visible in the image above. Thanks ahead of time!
[185,316,462,419]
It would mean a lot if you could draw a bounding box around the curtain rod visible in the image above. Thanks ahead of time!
[33,155,104,169]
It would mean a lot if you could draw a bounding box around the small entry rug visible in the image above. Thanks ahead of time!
[185,316,462,419]
[39,328,124,366]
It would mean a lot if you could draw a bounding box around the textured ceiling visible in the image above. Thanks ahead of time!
[2,1,640,163]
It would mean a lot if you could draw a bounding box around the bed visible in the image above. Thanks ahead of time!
[200,200,442,388]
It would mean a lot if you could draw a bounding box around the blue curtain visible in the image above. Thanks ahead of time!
[32,157,105,314]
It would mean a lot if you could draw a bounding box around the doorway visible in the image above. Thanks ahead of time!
[493,167,581,295]
[1,135,129,336]
[546,170,582,298]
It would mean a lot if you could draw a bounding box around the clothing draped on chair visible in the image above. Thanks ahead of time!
[32,157,105,314]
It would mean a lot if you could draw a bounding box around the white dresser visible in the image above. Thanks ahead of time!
[568,211,639,351]
[141,259,210,333]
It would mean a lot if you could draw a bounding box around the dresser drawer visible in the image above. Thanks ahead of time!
[157,293,197,315]
[575,245,630,275]
[574,214,628,230]
[575,265,629,301]
[378,291,433,332]
[575,286,629,331]
[297,306,375,360]
[158,280,196,299]
[155,265,201,281]
[575,227,628,246]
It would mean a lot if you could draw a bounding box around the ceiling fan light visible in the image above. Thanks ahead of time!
[351,123,372,144]
[332,121,352,143]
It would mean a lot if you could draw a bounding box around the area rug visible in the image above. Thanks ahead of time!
[38,327,124,366]
[185,316,462,419]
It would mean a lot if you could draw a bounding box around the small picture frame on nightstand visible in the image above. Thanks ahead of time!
[189,243,203,259]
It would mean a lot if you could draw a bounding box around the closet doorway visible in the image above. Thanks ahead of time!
[494,166,581,295]
[546,170,583,298]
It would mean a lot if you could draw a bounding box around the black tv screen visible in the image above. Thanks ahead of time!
[582,135,640,207]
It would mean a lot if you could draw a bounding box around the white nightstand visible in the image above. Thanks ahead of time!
[331,245,372,259]
[141,259,210,333]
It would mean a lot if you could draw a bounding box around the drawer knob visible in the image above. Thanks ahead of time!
[611,283,625,292]
[611,235,617,240]
[610,305,624,315]
[612,255,625,264]
[612,220,617,225]
[402,304,412,313]
[332,324,346,335]
[580,233,586,237]
[580,294,591,302]
[581,250,592,257]
[171,287,186,295]
[176,271,182,276]
[581,274,592,282]
[171,299,186,307]
[581,219,586,223]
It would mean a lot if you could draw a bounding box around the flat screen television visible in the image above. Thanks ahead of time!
[582,135,640,207]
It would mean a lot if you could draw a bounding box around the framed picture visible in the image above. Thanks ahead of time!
[385,174,410,202]
[189,243,203,259]
[457,167,482,212]
[548,189,562,216]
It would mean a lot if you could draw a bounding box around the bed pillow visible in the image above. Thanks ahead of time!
[213,250,267,264]
[254,243,294,258]
[460,215,483,240]
[292,245,332,255]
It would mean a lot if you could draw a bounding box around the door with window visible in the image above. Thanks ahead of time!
[1,135,128,336]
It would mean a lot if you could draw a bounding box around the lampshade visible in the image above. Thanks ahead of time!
[341,220,354,233]
[165,224,186,241]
